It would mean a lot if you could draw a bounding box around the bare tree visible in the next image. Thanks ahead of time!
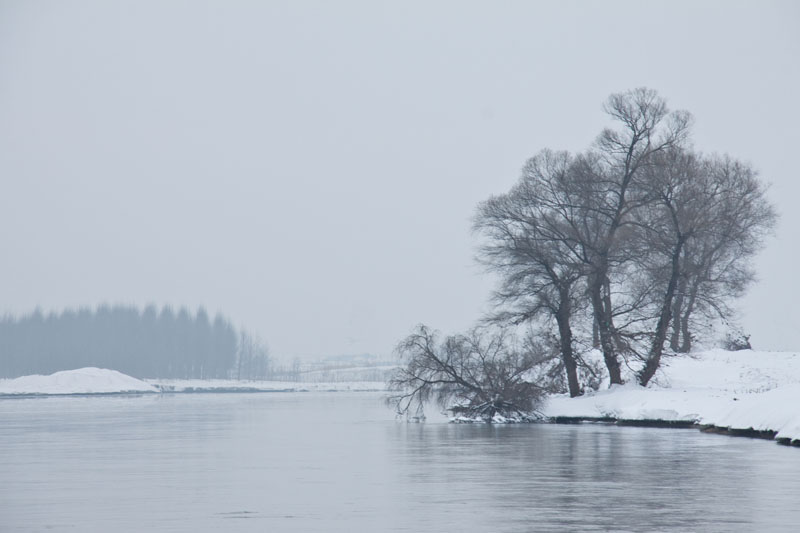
[471,88,776,388]
[619,148,777,385]
[387,325,556,421]
[632,149,708,385]
[474,150,587,397]
[579,88,692,384]
[474,89,691,386]
[668,154,777,353]
[236,331,271,380]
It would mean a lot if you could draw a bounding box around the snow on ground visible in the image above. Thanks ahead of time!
[0,368,386,396]
[148,378,386,393]
[0,368,158,395]
[298,364,397,383]
[543,349,800,442]
[0,367,386,396]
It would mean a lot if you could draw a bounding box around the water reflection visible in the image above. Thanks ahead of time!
[387,412,795,532]
[1,393,798,532]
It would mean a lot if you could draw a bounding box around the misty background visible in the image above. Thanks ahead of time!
[1,0,798,360]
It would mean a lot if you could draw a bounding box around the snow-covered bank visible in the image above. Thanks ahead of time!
[148,378,386,393]
[0,368,158,395]
[0,368,387,397]
[543,349,800,444]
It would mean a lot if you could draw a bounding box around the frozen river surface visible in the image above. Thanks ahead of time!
[1,392,799,532]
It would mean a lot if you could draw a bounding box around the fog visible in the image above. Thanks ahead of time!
[1,0,798,358]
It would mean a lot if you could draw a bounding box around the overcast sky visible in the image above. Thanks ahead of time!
[1,0,798,358]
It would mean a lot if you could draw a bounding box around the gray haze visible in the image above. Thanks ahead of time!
[1,1,798,358]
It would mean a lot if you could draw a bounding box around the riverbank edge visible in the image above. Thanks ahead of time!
[0,386,385,399]
[546,415,800,447]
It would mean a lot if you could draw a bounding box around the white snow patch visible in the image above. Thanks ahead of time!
[0,369,387,397]
[0,368,158,395]
[544,349,800,442]
[148,378,386,393]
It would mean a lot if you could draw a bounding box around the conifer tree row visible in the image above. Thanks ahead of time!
[0,304,269,380]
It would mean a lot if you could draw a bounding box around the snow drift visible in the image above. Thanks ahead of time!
[543,349,800,443]
[0,367,158,395]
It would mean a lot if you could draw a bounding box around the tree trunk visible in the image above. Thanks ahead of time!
[556,287,581,397]
[639,238,684,386]
[669,275,687,352]
[678,282,699,353]
[590,272,623,385]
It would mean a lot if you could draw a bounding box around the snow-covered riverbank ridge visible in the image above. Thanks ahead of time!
[543,349,800,445]
[0,368,386,396]
[148,378,386,393]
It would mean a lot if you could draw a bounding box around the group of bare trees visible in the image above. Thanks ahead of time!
[389,88,776,419]
[235,331,272,381]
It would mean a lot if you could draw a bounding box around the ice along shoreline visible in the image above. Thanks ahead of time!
[545,416,798,447]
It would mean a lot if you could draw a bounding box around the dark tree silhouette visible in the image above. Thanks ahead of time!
[388,325,558,421]
[0,305,249,379]
[467,88,776,391]
[475,150,587,397]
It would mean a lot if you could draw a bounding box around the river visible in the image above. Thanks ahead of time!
[1,392,798,532]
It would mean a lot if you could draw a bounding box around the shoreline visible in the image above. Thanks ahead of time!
[546,415,800,447]
[3,386,799,447]
[0,387,385,399]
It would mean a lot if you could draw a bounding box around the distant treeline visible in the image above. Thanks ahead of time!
[0,305,270,380]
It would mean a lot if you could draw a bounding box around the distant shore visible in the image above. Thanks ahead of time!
[0,368,386,398]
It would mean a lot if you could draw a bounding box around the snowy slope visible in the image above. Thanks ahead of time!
[544,349,800,442]
[0,367,158,395]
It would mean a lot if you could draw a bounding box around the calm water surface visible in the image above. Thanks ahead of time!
[1,392,799,532]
